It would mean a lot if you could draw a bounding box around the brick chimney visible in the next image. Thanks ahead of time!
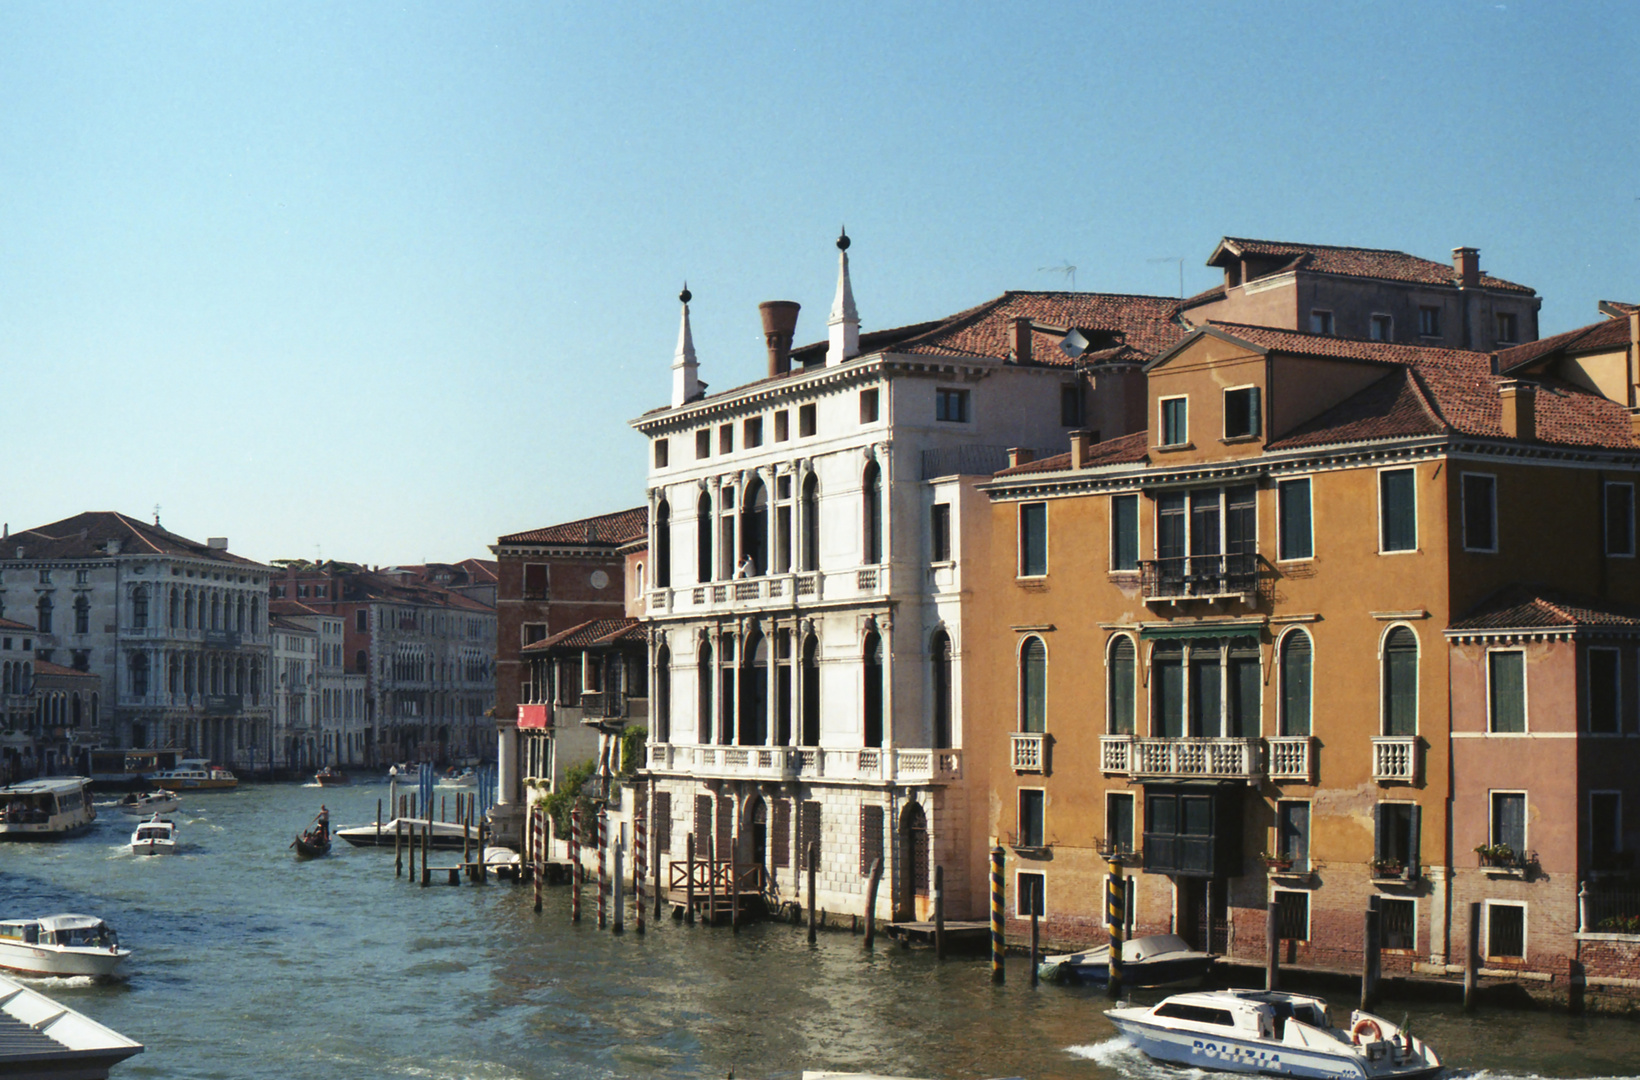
[1453,247,1481,289]
[759,301,800,377]
[1010,317,1033,364]
[1069,429,1091,469]
[1006,447,1034,469]
[1499,380,1536,442]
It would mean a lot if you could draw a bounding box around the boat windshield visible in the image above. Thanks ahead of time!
[1261,998,1329,1037]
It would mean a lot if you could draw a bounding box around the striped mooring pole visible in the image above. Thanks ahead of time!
[990,845,1005,984]
[1106,856,1125,999]
[597,809,609,930]
[634,806,647,936]
[570,804,582,923]
[532,806,543,913]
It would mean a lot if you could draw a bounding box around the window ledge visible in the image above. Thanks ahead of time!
[1154,442,1195,453]
[1220,434,1261,445]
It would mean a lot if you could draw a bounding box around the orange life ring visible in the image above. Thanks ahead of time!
[1350,1018,1383,1044]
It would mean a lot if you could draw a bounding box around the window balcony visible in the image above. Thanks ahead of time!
[1139,553,1258,603]
[1100,734,1134,775]
[1132,737,1261,781]
[1371,736,1420,783]
[1012,732,1048,773]
[644,743,960,784]
[1267,736,1317,782]
[655,566,888,616]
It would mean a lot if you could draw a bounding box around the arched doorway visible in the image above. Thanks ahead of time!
[898,801,929,920]
[747,797,768,878]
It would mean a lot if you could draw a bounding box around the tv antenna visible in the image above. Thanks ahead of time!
[1037,261,1077,291]
[1148,256,1185,298]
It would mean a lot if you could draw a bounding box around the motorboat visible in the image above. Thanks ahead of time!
[435,768,477,789]
[0,914,131,979]
[145,759,237,791]
[0,778,97,839]
[116,790,180,816]
[129,816,178,856]
[0,971,145,1073]
[1106,989,1442,1079]
[315,767,350,787]
[1039,932,1214,988]
[336,817,478,850]
[482,846,522,879]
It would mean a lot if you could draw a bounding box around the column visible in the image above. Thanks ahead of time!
[496,717,520,806]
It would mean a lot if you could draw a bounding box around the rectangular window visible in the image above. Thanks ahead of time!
[859,388,879,424]
[1488,650,1526,733]
[1309,310,1334,335]
[1060,384,1082,427]
[1109,638,1136,735]
[1160,396,1188,447]
[1486,902,1525,959]
[798,404,817,438]
[1276,800,1310,869]
[1109,493,1139,571]
[654,439,670,469]
[1419,306,1441,337]
[1588,648,1621,734]
[718,424,734,454]
[935,388,969,423]
[1275,890,1310,941]
[1380,468,1417,552]
[1491,791,1526,856]
[1016,871,1045,917]
[1374,802,1420,877]
[774,410,789,442]
[1370,313,1393,341]
[1277,478,1312,560]
[930,503,952,562]
[1496,312,1519,343]
[1227,644,1260,738]
[695,429,711,459]
[799,800,822,864]
[744,416,763,448]
[693,794,712,851]
[1463,474,1497,552]
[1018,790,1045,848]
[1591,791,1622,862]
[653,792,672,856]
[1019,503,1047,577]
[1107,792,1135,857]
[860,805,884,874]
[1605,483,1634,556]
[522,564,549,601]
[522,623,547,645]
[1223,386,1260,439]
[772,799,791,868]
[355,609,367,633]
[1382,898,1416,951]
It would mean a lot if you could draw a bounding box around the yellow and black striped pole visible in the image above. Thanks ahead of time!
[990,845,1006,984]
[1107,856,1125,999]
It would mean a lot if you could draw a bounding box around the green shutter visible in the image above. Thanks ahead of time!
[1384,628,1418,736]
[1112,494,1138,571]
[1110,637,1136,735]
[1381,469,1417,552]
[1281,632,1312,736]
[1155,652,1184,737]
[1489,651,1525,733]
[1279,479,1313,560]
[1021,637,1047,733]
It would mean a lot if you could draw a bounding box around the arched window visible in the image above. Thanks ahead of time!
[740,632,768,746]
[71,693,82,728]
[655,499,672,588]
[1382,626,1418,736]
[862,462,883,564]
[931,630,953,749]
[250,597,260,635]
[236,595,247,632]
[169,588,180,627]
[131,587,149,630]
[74,596,90,635]
[36,595,52,634]
[129,653,149,698]
[168,653,180,694]
[211,593,222,631]
[1020,636,1047,733]
[1280,630,1313,736]
[90,693,99,726]
[718,633,736,745]
[801,474,820,572]
[742,478,768,576]
[863,631,884,748]
[697,641,714,744]
[901,802,929,902]
[1108,635,1136,735]
[655,644,671,743]
[697,492,714,584]
[184,591,195,630]
[801,635,820,746]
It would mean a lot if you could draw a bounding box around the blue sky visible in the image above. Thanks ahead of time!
[2,1,1636,566]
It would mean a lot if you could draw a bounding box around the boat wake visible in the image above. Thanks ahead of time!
[1066,1036,1213,1079]
[1447,1072,1640,1080]
[9,973,105,990]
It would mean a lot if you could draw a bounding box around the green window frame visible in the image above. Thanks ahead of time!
[1488,649,1526,734]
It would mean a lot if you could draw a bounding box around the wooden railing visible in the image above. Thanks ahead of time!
[667,858,771,899]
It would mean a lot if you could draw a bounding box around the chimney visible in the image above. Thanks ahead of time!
[1453,247,1480,289]
[1498,380,1536,442]
[759,300,801,377]
[1010,317,1033,364]
[1007,447,1034,469]
[1069,429,1091,469]
[208,537,229,550]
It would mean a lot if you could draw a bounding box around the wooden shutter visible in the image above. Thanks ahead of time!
[653,791,672,856]
[860,805,884,875]
[1384,628,1418,736]
[800,800,821,867]
[1110,637,1136,735]
[1281,632,1312,736]
[715,796,733,861]
[693,794,711,852]
[1407,804,1421,878]
[772,799,791,868]
[1021,637,1047,733]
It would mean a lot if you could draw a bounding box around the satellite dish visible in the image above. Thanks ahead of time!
[1059,328,1093,359]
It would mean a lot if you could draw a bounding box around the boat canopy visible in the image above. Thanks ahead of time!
[37,914,105,933]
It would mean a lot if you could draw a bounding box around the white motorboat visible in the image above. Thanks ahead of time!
[335,817,478,850]
[1107,989,1441,1079]
[129,816,178,856]
[116,789,180,816]
[1039,932,1215,988]
[145,759,237,791]
[0,915,131,979]
[0,971,144,1075]
[0,778,97,839]
[436,769,477,789]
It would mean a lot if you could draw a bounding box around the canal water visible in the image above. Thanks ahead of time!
[4,781,1639,1080]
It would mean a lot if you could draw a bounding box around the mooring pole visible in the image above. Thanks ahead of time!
[420,816,430,887]
[807,840,819,944]
[532,806,543,913]
[934,864,946,960]
[634,808,646,936]
[1030,908,1040,987]
[863,857,882,949]
[1266,901,1281,991]
[684,832,696,925]
[730,833,741,934]
[612,837,625,935]
[707,834,718,928]
[570,805,582,923]
[1464,901,1480,1011]
[1361,898,1381,1011]
[652,803,664,922]
[395,815,403,878]
[990,845,1005,984]
[1107,856,1125,999]
[597,809,609,930]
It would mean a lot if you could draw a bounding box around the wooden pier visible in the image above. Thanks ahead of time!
[885,920,990,952]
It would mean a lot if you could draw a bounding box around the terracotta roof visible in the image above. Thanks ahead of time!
[268,615,315,633]
[1208,237,1534,294]
[268,599,325,617]
[1450,585,1640,632]
[1207,322,1473,368]
[994,430,1149,476]
[498,507,647,547]
[32,660,96,678]
[521,617,643,653]
[1,512,264,567]
[1600,301,1638,318]
[1267,369,1445,450]
[893,291,1188,365]
[0,617,34,633]
[1496,315,1633,373]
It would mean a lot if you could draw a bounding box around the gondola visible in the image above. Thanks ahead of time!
[291,808,332,858]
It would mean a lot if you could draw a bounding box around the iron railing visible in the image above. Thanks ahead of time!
[1139,552,1258,601]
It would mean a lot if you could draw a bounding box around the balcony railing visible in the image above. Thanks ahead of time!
[1139,553,1258,602]
[1371,736,1420,783]
[1100,734,1134,774]
[646,566,888,615]
[644,743,960,783]
[203,694,243,715]
[1132,737,1261,781]
[1011,732,1048,773]
[1267,736,1317,782]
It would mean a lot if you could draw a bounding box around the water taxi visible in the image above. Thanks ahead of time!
[0,915,131,979]
[436,768,477,789]
[336,817,476,850]
[0,778,97,839]
[116,790,180,816]
[315,766,350,786]
[1038,932,1215,988]
[145,759,237,791]
[1106,989,1442,1079]
[130,816,178,856]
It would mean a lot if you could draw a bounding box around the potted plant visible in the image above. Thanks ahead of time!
[1259,850,1295,872]
[1475,843,1516,868]
[1369,856,1404,878]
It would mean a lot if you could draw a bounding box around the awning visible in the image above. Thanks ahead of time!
[1138,620,1264,642]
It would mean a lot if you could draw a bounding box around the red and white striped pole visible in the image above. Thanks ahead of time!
[634,807,647,936]
[570,804,582,924]
[532,806,543,914]
[597,809,609,930]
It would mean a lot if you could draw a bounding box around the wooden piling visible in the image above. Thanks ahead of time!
[634,807,646,936]
[1361,898,1381,1011]
[420,816,430,887]
[1463,901,1480,1011]
[806,841,818,944]
[395,815,404,878]
[477,816,488,884]
[532,807,543,913]
[707,835,718,929]
[376,799,382,839]
[1029,908,1039,987]
[684,832,696,924]
[612,839,625,935]
[933,864,945,960]
[597,810,608,930]
[863,857,882,949]
[990,845,1005,984]
[570,805,582,923]
[730,833,740,933]
[652,803,663,922]
[441,795,446,823]
[1265,901,1280,991]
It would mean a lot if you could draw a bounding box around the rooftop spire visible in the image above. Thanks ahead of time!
[828,227,859,366]
[671,283,701,408]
